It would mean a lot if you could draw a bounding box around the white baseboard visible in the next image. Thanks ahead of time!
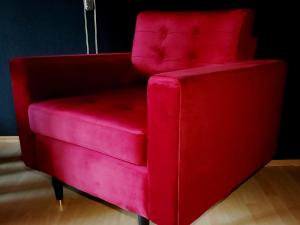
[0,136,19,142]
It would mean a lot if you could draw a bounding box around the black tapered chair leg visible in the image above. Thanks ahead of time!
[52,177,64,208]
[138,215,149,225]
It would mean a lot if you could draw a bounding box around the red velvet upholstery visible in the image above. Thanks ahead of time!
[147,60,286,225]
[132,9,255,75]
[10,9,287,225]
[29,87,147,165]
[35,134,148,217]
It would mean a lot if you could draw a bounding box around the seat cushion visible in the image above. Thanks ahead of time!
[28,87,147,165]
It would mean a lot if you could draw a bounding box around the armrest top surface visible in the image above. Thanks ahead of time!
[150,60,286,83]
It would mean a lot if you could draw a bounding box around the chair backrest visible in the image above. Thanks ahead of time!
[132,9,256,76]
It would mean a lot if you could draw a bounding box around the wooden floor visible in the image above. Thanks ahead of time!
[0,138,299,225]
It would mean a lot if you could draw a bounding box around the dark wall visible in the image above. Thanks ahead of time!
[1,1,298,158]
[0,0,86,135]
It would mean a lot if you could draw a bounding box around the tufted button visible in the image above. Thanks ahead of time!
[188,51,197,61]
[160,27,168,40]
[192,28,200,36]
[157,48,165,61]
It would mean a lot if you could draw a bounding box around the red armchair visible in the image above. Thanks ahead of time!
[10,9,286,225]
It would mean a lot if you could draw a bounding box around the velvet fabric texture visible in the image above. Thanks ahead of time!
[132,9,256,75]
[29,87,147,165]
[10,9,287,225]
[35,134,148,217]
[147,60,286,225]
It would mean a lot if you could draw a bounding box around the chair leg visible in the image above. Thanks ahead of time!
[138,215,149,225]
[52,177,64,209]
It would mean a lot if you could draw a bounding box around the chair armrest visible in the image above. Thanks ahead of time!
[10,53,140,167]
[147,60,287,225]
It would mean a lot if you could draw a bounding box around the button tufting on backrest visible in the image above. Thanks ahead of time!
[157,49,165,62]
[192,27,200,36]
[188,51,198,62]
[132,10,256,76]
[160,27,168,40]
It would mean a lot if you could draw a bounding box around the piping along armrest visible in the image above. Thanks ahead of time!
[9,53,140,167]
[147,60,287,225]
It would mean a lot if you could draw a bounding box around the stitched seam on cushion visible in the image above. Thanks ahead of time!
[30,113,144,147]
[29,106,146,135]
[30,111,147,164]
[37,134,146,166]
